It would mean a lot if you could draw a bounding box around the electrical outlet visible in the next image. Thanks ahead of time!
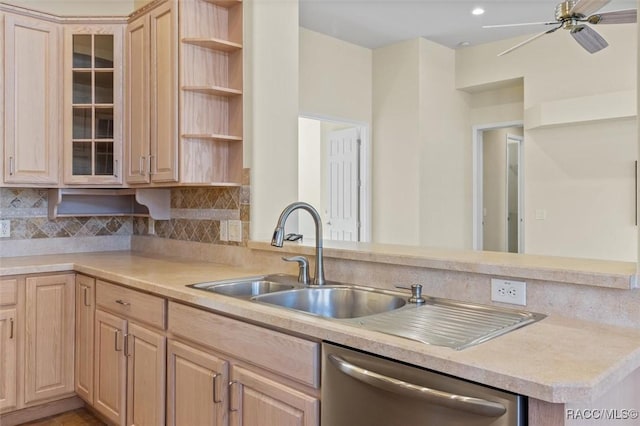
[491,278,526,306]
[0,220,10,238]
[228,220,242,242]
[219,220,229,242]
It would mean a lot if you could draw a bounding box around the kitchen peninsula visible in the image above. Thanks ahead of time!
[1,242,639,426]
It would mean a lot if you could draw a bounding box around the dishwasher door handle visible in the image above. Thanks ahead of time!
[329,354,507,417]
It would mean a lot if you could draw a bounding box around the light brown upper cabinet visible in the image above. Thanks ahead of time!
[63,25,124,185]
[3,13,61,185]
[179,0,244,185]
[125,0,179,185]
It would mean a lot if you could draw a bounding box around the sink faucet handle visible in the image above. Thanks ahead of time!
[282,256,311,285]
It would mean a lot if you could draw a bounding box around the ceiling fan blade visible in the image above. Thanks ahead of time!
[570,25,609,53]
[497,27,559,56]
[483,21,557,29]
[569,0,611,17]
[588,9,637,24]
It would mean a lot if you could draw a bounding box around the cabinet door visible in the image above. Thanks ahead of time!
[230,366,319,426]
[149,1,178,183]
[24,275,74,405]
[0,308,18,413]
[3,14,60,184]
[126,322,166,426]
[167,339,229,426]
[75,275,95,404]
[125,14,150,184]
[94,309,127,426]
[63,25,124,185]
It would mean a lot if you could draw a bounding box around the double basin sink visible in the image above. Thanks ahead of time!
[188,274,545,350]
[189,274,407,319]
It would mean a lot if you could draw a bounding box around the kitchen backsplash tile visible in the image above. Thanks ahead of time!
[1,169,250,248]
[134,168,251,246]
[0,188,132,240]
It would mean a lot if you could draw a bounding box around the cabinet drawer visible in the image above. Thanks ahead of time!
[0,278,18,306]
[169,302,320,388]
[96,280,166,330]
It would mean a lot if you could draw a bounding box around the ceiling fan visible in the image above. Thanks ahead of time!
[483,0,637,56]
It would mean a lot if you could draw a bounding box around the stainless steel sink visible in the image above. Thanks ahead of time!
[188,275,545,349]
[252,286,407,319]
[188,275,298,298]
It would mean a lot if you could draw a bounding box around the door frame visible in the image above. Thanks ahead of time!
[472,120,524,251]
[505,134,524,253]
[298,113,372,242]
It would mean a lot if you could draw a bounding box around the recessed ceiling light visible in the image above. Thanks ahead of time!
[472,7,485,16]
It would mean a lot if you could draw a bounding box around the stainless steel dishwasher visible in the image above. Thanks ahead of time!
[322,343,526,426]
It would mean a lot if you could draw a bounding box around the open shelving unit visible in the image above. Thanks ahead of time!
[178,0,243,185]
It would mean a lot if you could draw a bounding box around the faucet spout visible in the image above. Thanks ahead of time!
[271,202,325,285]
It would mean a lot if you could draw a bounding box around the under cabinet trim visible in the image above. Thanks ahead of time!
[47,188,171,220]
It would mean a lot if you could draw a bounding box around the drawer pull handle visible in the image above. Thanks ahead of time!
[9,318,14,339]
[115,299,130,306]
[83,286,91,307]
[212,373,221,403]
[125,334,132,357]
[115,329,122,351]
[229,380,239,412]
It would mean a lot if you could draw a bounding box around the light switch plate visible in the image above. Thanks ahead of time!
[219,220,229,241]
[0,220,10,238]
[228,220,242,242]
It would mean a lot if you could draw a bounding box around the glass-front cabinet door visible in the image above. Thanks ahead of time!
[64,26,124,185]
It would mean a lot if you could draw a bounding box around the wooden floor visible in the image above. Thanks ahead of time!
[19,408,106,426]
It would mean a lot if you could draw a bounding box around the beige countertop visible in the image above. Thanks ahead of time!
[248,241,638,290]
[2,251,640,404]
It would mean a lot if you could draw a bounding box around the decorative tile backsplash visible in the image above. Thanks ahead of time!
[134,173,250,246]
[0,169,250,247]
[0,188,132,240]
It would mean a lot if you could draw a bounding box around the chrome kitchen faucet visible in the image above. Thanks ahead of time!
[271,202,326,285]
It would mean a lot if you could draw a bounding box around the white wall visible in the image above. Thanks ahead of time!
[299,28,372,124]
[247,0,299,240]
[372,39,421,245]
[457,24,638,261]
[418,39,471,249]
[297,117,322,237]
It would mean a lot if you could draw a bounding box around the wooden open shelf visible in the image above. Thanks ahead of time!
[182,133,242,142]
[181,37,242,52]
[181,85,242,97]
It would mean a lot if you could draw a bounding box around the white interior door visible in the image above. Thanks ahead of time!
[326,127,360,241]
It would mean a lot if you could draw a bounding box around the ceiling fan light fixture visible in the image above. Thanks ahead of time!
[570,24,609,53]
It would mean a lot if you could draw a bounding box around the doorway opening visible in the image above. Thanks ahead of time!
[472,122,524,253]
[298,115,371,242]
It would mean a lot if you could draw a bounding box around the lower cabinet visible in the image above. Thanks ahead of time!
[0,273,75,416]
[167,301,320,426]
[75,274,95,404]
[93,280,166,426]
[166,339,229,426]
[0,278,19,413]
[229,366,319,426]
[24,274,75,405]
